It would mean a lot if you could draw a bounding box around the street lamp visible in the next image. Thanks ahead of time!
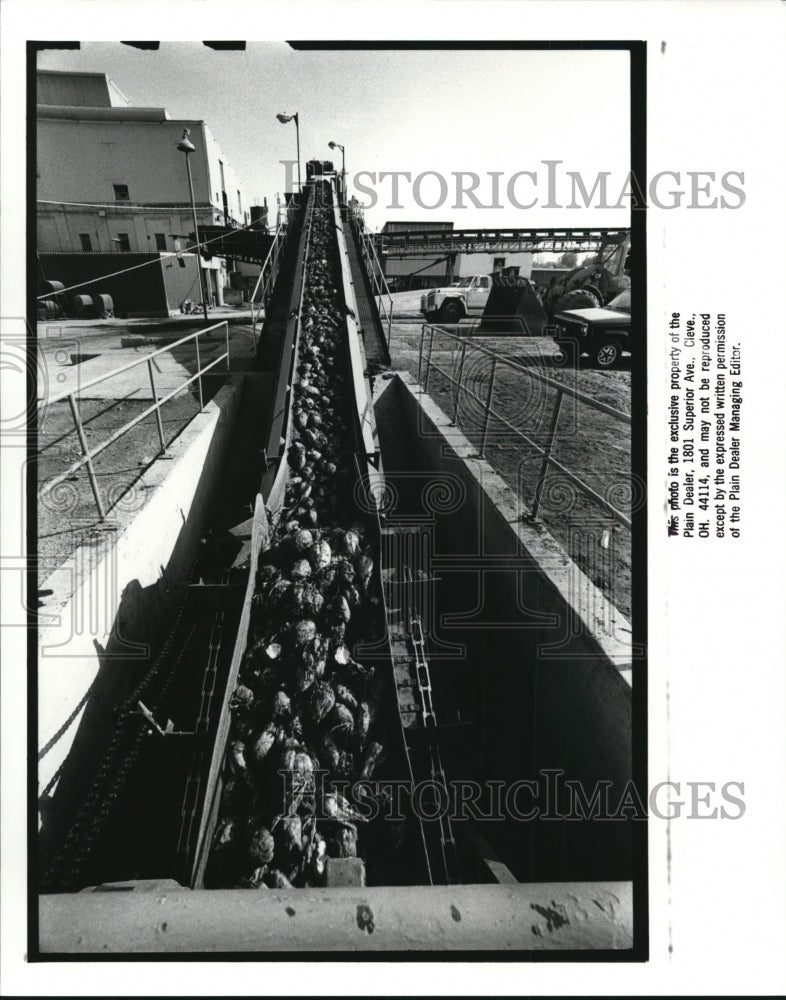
[176,128,209,324]
[276,112,301,193]
[328,141,346,204]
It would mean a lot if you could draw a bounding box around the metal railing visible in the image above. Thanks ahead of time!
[348,209,394,348]
[362,231,394,348]
[418,323,632,529]
[249,210,290,346]
[39,322,231,522]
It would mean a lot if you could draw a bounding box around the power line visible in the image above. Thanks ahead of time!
[36,214,277,301]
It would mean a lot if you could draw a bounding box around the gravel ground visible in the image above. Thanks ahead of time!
[387,304,633,621]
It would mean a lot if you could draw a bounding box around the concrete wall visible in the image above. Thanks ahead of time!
[38,378,245,856]
[39,880,633,953]
[373,373,634,881]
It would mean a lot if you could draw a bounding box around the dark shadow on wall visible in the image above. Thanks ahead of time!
[373,373,634,884]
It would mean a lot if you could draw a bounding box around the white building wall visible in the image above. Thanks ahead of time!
[36,204,222,255]
[37,117,214,206]
[37,117,252,222]
[203,126,249,227]
[37,112,254,293]
[455,251,533,278]
[383,256,450,278]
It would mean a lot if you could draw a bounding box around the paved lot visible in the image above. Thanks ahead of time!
[38,313,257,404]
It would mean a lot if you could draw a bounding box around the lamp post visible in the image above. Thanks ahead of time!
[176,128,209,325]
[276,112,301,193]
[328,141,345,204]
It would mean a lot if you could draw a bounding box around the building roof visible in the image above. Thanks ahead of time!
[37,69,131,109]
[37,105,172,122]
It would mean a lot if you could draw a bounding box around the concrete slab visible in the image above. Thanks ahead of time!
[39,326,255,405]
[37,308,255,332]
[41,344,225,404]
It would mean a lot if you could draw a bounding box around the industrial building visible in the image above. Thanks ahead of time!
[36,70,261,314]
[378,220,534,290]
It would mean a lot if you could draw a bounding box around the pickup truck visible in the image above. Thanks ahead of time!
[420,274,492,323]
[546,288,632,368]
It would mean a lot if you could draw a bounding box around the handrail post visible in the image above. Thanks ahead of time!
[418,323,427,383]
[67,392,106,521]
[146,358,167,456]
[479,358,498,458]
[532,386,564,520]
[224,321,230,377]
[195,335,204,410]
[424,324,436,392]
[452,341,468,424]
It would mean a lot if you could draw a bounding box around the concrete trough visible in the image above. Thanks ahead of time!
[372,371,634,883]
[37,374,252,845]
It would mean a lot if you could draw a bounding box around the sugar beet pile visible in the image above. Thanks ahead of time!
[206,184,404,890]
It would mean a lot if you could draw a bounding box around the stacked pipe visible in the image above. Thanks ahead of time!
[206,182,399,890]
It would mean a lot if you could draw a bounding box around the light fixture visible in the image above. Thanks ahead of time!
[328,141,346,204]
[176,128,209,324]
[276,112,301,192]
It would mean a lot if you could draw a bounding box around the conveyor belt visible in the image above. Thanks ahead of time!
[39,176,422,895]
[260,187,314,489]
[196,175,427,890]
[344,219,390,367]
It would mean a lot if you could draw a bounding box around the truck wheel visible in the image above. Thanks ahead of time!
[439,300,463,324]
[594,339,622,368]
[554,288,601,314]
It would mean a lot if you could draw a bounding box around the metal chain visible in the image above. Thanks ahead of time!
[41,561,199,892]
[58,621,200,890]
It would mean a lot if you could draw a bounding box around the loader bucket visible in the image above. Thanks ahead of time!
[477,275,548,336]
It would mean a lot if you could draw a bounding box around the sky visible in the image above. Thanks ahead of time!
[38,42,631,232]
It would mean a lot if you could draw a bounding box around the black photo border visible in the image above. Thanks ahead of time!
[26,37,648,963]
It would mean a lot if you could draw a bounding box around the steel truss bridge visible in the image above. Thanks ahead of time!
[374,227,630,258]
